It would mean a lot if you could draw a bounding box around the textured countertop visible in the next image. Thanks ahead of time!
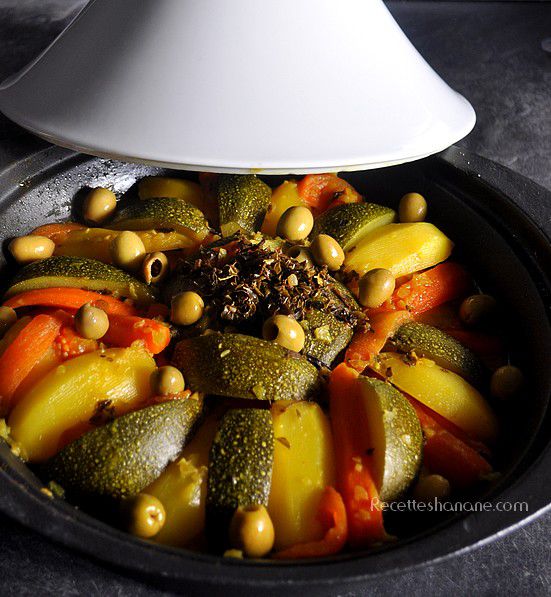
[0,1,550,595]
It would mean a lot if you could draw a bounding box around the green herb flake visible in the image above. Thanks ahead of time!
[252,383,266,400]
[313,325,332,343]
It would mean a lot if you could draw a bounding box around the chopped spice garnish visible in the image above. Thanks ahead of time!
[89,399,116,426]
[170,235,365,333]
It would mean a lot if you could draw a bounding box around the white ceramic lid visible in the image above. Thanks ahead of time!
[0,0,475,174]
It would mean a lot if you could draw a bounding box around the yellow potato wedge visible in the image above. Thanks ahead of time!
[54,227,195,263]
[146,415,219,548]
[344,222,453,277]
[138,177,203,207]
[137,176,217,223]
[371,352,498,443]
[8,345,155,462]
[148,458,207,548]
[268,401,336,550]
[261,181,304,237]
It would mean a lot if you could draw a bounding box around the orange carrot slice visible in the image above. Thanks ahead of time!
[32,222,86,243]
[4,288,137,316]
[411,400,493,488]
[273,487,348,559]
[0,314,63,415]
[369,262,472,316]
[297,174,362,215]
[329,363,388,547]
[102,315,171,354]
[345,310,411,370]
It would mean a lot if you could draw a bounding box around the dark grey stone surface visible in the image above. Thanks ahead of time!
[387,1,551,192]
[0,1,549,596]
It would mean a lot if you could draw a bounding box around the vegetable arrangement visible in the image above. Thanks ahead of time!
[0,172,523,560]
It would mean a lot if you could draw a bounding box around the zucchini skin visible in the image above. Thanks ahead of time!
[111,197,209,238]
[173,332,321,401]
[206,408,274,550]
[330,276,361,311]
[310,202,395,251]
[217,175,272,236]
[392,321,485,385]
[6,255,157,303]
[357,376,423,501]
[43,398,204,500]
[301,309,353,367]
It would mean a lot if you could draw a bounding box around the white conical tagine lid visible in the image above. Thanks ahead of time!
[0,0,475,174]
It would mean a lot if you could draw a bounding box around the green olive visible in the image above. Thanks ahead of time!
[490,365,523,400]
[124,493,166,538]
[276,206,314,241]
[74,303,109,340]
[171,291,204,326]
[358,268,395,308]
[413,474,451,501]
[459,294,496,326]
[263,314,305,352]
[83,187,117,224]
[110,231,146,271]
[286,245,314,267]
[229,504,275,558]
[0,306,17,338]
[142,251,169,284]
[310,234,345,271]
[150,366,185,395]
[399,192,428,223]
[9,235,55,265]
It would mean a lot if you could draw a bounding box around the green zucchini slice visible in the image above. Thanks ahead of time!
[391,321,485,385]
[310,203,395,251]
[216,175,272,237]
[44,397,204,500]
[5,255,157,304]
[301,309,353,367]
[172,332,321,401]
[111,197,209,241]
[206,408,274,549]
[357,376,423,501]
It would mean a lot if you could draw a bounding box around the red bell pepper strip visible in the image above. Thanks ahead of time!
[145,302,170,320]
[410,399,493,488]
[345,310,411,370]
[368,262,473,316]
[445,329,506,371]
[102,315,171,354]
[409,396,491,455]
[35,309,99,360]
[329,363,388,547]
[297,174,362,215]
[198,172,219,207]
[0,314,63,415]
[31,222,86,243]
[198,172,219,199]
[4,288,137,316]
[272,486,348,559]
[54,324,99,359]
[363,363,492,456]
